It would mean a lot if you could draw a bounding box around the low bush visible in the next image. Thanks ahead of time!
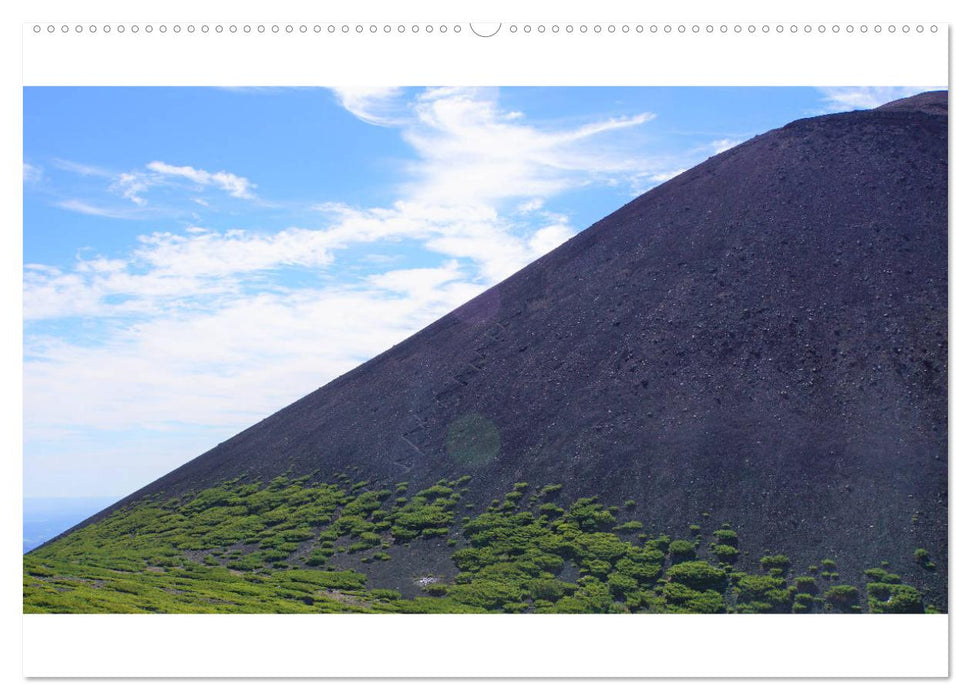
[824,585,859,611]
[863,568,901,584]
[759,554,790,572]
[712,544,739,563]
[794,576,817,593]
[668,539,697,562]
[867,583,923,613]
[666,561,727,592]
[712,529,738,546]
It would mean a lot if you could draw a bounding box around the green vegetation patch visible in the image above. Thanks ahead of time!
[24,475,936,615]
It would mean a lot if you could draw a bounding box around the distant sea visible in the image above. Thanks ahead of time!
[23,497,116,553]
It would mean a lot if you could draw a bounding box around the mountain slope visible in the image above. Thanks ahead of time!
[31,92,948,610]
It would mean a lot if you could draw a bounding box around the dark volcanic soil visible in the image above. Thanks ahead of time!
[52,92,948,607]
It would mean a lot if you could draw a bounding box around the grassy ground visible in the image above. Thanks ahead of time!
[24,473,935,613]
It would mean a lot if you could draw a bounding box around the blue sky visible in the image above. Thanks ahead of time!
[22,85,927,500]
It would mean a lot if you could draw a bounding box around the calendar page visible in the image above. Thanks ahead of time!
[16,0,951,681]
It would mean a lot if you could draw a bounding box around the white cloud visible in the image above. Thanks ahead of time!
[309,87,681,284]
[517,198,544,213]
[24,264,485,436]
[331,86,407,126]
[816,87,931,112]
[113,171,151,205]
[49,158,257,207]
[146,161,256,199]
[369,259,465,295]
[23,225,354,321]
[51,158,114,177]
[647,169,687,184]
[710,138,741,154]
[528,223,573,257]
[402,87,657,207]
[132,228,334,278]
[55,199,140,219]
[24,162,43,182]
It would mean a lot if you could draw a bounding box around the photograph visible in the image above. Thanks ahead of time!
[22,85,948,616]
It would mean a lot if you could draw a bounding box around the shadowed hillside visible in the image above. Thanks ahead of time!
[29,92,947,612]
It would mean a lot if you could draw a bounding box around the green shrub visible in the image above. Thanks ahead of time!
[864,568,902,584]
[794,593,815,611]
[282,569,367,591]
[539,502,565,516]
[759,554,790,572]
[735,575,785,602]
[825,585,860,611]
[867,583,923,613]
[423,583,449,597]
[666,561,727,592]
[581,559,612,578]
[416,484,454,499]
[712,529,738,546]
[564,498,616,532]
[260,548,289,563]
[528,578,567,602]
[648,535,672,554]
[794,576,817,593]
[614,556,662,583]
[575,531,629,561]
[661,582,726,613]
[606,573,639,597]
[712,544,739,563]
[668,539,697,562]
[448,579,523,610]
[913,548,935,570]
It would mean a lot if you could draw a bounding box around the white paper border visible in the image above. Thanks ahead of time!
[23,21,947,87]
[23,614,949,678]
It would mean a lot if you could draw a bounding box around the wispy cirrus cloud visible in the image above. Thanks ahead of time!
[145,161,256,199]
[50,157,258,207]
[51,158,115,178]
[402,87,657,206]
[332,86,409,126]
[55,199,143,219]
[318,87,701,283]
[24,162,43,183]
